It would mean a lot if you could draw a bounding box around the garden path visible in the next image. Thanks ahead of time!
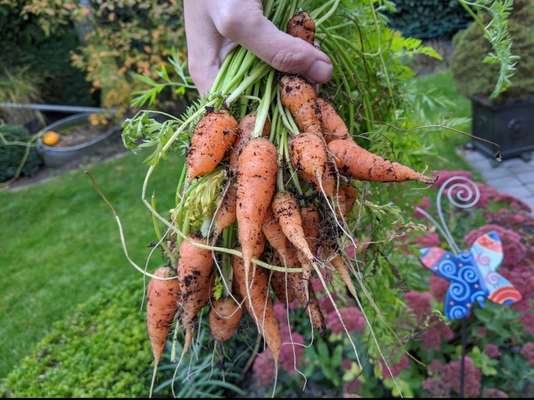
[461,149,534,213]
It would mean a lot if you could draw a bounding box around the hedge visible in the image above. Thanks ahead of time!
[387,0,471,39]
[1,280,152,398]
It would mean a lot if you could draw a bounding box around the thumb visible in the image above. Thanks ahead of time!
[214,14,333,83]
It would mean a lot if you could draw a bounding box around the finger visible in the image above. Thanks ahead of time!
[184,0,224,95]
[212,9,332,83]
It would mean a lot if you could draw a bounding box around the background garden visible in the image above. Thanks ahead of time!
[1,0,533,398]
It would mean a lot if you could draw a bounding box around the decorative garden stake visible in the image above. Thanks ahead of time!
[414,176,522,397]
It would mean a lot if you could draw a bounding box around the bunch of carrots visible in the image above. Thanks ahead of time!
[125,1,433,394]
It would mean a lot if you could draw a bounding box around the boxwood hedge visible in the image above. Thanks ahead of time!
[1,280,152,398]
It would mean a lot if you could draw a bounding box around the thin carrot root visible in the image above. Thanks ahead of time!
[328,138,434,184]
[187,110,238,180]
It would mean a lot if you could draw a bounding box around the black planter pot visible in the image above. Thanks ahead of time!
[470,96,534,163]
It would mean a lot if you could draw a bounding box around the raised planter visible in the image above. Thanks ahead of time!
[470,96,534,165]
[37,113,118,168]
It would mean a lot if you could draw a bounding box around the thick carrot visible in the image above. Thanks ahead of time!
[316,98,349,143]
[177,237,214,354]
[289,132,335,197]
[328,138,434,184]
[187,110,238,180]
[236,138,278,283]
[232,255,281,363]
[146,267,180,364]
[209,297,242,342]
[280,75,322,134]
[213,184,237,236]
[229,113,270,173]
[287,11,315,44]
[272,192,315,262]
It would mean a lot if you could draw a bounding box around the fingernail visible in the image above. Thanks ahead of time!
[307,60,332,83]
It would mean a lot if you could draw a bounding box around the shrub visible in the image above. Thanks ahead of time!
[69,0,188,111]
[450,0,534,100]
[0,1,95,106]
[1,280,152,397]
[0,125,43,182]
[387,0,471,39]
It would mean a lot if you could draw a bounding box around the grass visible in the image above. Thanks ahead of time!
[0,70,473,379]
[0,150,183,377]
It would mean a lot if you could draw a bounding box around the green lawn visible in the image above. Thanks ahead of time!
[0,150,183,377]
[0,71,472,379]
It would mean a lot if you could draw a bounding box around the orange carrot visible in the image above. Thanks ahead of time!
[187,110,238,180]
[272,192,315,262]
[328,138,434,183]
[233,255,281,363]
[287,11,316,44]
[301,205,321,255]
[229,113,270,173]
[289,132,335,197]
[316,98,349,143]
[177,237,214,354]
[146,267,180,364]
[330,254,358,299]
[209,297,242,342]
[213,184,237,236]
[236,138,278,284]
[280,75,322,134]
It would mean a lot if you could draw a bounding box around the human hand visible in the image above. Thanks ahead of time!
[184,0,332,95]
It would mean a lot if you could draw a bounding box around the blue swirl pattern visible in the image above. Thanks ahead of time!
[435,251,488,320]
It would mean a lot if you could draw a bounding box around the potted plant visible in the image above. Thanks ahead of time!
[36,112,118,167]
[450,0,534,164]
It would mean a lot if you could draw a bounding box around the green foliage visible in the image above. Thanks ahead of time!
[451,0,533,100]
[0,125,42,182]
[387,0,472,39]
[69,0,189,111]
[1,281,152,397]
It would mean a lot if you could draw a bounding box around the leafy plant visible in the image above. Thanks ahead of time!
[452,0,530,100]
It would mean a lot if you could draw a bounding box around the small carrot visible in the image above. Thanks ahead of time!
[229,113,270,173]
[147,267,180,364]
[301,205,321,255]
[187,110,238,180]
[272,192,315,262]
[177,237,214,354]
[316,98,349,143]
[289,132,335,197]
[209,297,242,342]
[280,75,322,134]
[287,11,316,44]
[233,255,281,363]
[330,254,358,300]
[328,138,434,184]
[213,184,237,237]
